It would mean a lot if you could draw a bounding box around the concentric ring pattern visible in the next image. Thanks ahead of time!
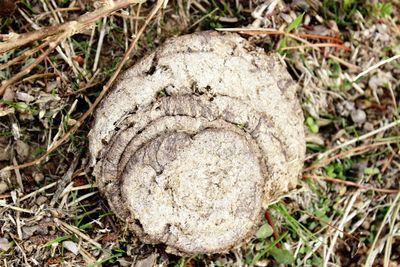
[88,32,305,254]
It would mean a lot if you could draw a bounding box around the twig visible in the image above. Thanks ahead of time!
[0,41,49,71]
[11,238,29,266]
[0,34,66,97]
[304,175,400,194]
[0,0,164,172]
[20,181,58,201]
[352,54,400,82]
[381,151,395,174]
[216,28,350,52]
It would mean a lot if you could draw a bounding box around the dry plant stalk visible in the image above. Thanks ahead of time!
[89,31,306,254]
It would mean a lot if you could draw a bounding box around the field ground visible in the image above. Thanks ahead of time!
[0,0,399,266]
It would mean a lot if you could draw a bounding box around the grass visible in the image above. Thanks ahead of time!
[0,0,399,266]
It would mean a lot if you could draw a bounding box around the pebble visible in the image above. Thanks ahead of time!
[0,181,8,194]
[0,238,11,251]
[351,109,367,124]
[63,241,79,255]
[363,122,374,132]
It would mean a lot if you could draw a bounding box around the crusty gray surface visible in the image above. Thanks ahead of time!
[88,31,305,254]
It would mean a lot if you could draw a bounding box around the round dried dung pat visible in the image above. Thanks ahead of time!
[88,31,305,255]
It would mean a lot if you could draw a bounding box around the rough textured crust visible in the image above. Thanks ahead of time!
[88,31,305,254]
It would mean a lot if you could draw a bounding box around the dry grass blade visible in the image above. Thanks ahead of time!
[318,119,400,160]
[0,202,35,213]
[353,54,400,82]
[49,156,80,207]
[216,27,345,44]
[323,190,360,267]
[0,0,164,172]
[304,175,400,194]
[54,218,102,249]
[304,140,398,171]
[20,181,58,201]
[281,43,351,52]
[365,193,400,267]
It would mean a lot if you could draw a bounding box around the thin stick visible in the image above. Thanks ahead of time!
[265,210,281,248]
[352,54,400,82]
[0,203,35,214]
[20,181,58,201]
[304,175,400,194]
[0,0,164,172]
[0,34,65,97]
[0,41,49,71]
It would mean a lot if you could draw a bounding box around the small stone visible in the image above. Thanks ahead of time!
[3,88,15,101]
[351,109,367,124]
[16,92,35,103]
[0,141,11,161]
[363,122,374,132]
[134,254,158,267]
[33,172,44,183]
[62,241,79,255]
[0,238,11,251]
[22,226,39,239]
[0,181,8,194]
[36,196,48,205]
[15,140,30,161]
